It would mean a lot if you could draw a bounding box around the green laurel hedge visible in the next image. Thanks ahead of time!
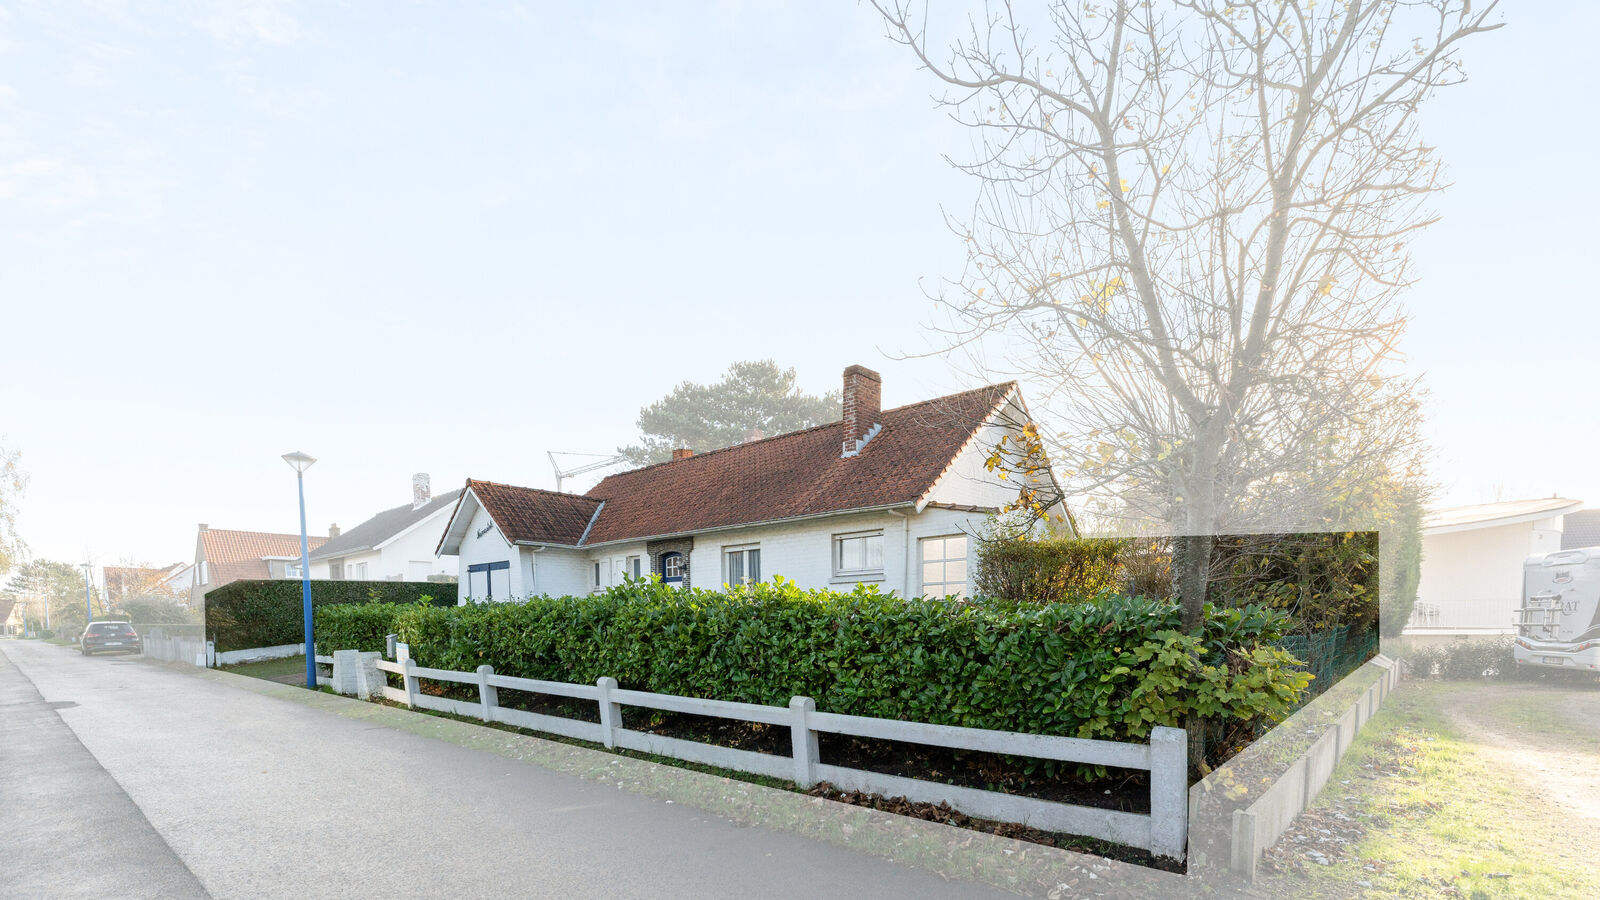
[205,580,452,652]
[319,577,1311,747]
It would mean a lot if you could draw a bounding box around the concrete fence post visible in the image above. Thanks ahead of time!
[353,652,384,700]
[386,634,398,660]
[204,640,216,668]
[402,658,420,709]
[596,677,621,749]
[476,665,498,722]
[331,649,361,696]
[788,696,819,788]
[1148,726,1189,860]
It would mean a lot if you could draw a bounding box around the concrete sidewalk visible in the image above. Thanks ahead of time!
[1,639,1037,899]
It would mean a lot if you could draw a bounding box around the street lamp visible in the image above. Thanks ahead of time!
[282,450,317,689]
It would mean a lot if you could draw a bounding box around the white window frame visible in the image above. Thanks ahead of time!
[626,555,643,580]
[722,544,761,586]
[919,534,970,599]
[832,530,886,580]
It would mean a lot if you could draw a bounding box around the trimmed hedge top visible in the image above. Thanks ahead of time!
[205,579,452,652]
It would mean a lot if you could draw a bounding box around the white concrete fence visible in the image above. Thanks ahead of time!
[1226,656,1401,880]
[329,646,1190,860]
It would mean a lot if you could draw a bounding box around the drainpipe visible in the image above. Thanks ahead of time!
[887,509,912,597]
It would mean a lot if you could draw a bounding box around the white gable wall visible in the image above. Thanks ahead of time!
[375,510,459,581]
[923,395,1046,511]
[453,501,522,603]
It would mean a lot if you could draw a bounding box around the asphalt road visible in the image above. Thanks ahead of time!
[0,640,1013,899]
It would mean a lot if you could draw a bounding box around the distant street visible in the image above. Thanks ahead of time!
[0,640,1011,899]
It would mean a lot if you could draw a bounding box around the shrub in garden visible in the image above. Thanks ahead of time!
[315,602,417,655]
[341,577,1311,761]
[1405,638,1517,680]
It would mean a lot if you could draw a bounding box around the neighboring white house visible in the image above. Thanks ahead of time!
[436,366,1065,603]
[1405,496,1583,647]
[311,474,461,582]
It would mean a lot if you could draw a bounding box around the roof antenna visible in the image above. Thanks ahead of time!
[547,451,626,493]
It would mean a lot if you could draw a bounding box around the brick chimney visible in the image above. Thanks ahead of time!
[671,447,694,461]
[329,523,341,538]
[841,364,882,458]
[412,473,431,509]
[198,523,209,531]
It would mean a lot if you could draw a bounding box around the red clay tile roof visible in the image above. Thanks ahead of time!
[579,382,1015,544]
[467,479,603,546]
[200,528,327,584]
[452,382,1015,548]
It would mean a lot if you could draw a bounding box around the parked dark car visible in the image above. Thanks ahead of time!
[80,621,142,656]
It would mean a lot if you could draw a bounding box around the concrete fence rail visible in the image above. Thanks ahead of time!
[339,647,1189,860]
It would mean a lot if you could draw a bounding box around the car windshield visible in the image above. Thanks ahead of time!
[87,623,134,634]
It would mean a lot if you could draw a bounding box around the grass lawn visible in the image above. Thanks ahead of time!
[219,654,328,685]
[1252,679,1600,899]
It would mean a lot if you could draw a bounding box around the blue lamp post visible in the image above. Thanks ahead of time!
[282,450,317,688]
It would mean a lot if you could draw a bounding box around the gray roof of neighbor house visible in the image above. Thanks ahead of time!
[311,489,464,561]
[1561,509,1600,550]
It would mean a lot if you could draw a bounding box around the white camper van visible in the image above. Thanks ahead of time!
[1515,547,1600,674]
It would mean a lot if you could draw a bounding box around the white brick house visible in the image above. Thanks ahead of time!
[436,366,1065,603]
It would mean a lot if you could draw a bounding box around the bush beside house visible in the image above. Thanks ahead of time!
[318,578,1311,764]
[205,580,452,652]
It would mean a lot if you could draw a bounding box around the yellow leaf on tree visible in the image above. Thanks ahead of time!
[1120,178,1130,192]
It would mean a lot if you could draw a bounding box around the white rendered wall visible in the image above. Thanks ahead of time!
[375,508,458,581]
[1414,520,1560,633]
[452,502,519,603]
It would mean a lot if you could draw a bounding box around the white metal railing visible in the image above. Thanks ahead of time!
[1405,598,1516,632]
[362,653,1188,859]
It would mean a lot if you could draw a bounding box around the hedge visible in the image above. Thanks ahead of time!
[205,580,453,652]
[319,578,1312,756]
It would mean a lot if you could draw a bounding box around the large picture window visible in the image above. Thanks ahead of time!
[920,535,969,599]
[833,531,884,578]
[723,546,761,586]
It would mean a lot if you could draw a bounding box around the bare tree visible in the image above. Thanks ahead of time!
[873,0,1494,637]
[0,441,25,573]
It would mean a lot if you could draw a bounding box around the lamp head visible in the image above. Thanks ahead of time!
[281,451,317,474]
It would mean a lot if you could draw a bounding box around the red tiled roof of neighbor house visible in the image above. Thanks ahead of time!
[578,382,1016,544]
[463,480,603,546]
[200,528,328,584]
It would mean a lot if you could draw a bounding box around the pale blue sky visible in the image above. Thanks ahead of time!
[1,1,1594,568]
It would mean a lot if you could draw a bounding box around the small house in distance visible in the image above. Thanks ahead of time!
[310,474,461,582]
[187,525,329,606]
[436,365,1065,603]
